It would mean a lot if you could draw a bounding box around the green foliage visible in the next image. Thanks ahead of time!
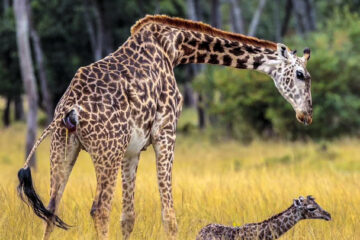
[0,0,186,105]
[1,0,360,141]
[194,10,360,140]
[0,8,22,97]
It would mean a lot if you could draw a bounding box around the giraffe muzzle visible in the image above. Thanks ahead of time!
[323,212,331,221]
[296,111,312,125]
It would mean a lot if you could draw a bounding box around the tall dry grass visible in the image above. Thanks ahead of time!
[0,123,359,239]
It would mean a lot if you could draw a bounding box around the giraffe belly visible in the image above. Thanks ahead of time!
[125,127,149,157]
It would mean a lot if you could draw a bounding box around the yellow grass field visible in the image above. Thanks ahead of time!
[0,122,359,239]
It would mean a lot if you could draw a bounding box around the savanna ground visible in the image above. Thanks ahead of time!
[0,109,359,240]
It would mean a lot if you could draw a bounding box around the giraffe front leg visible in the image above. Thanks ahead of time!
[43,128,80,240]
[153,133,178,239]
[91,154,122,240]
[120,154,140,240]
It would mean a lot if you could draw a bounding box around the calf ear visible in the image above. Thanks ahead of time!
[277,43,290,60]
[307,195,315,200]
[293,199,301,208]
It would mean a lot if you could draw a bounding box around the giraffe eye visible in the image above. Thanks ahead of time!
[308,207,316,211]
[296,70,305,80]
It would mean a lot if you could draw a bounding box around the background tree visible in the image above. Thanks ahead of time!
[27,0,52,124]
[13,0,38,166]
[229,0,244,33]
[0,1,24,126]
[82,0,105,61]
[2,0,360,142]
[248,0,267,36]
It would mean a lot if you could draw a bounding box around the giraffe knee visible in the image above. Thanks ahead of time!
[121,212,136,233]
[90,201,104,219]
[90,202,111,222]
[90,202,107,219]
[90,207,97,218]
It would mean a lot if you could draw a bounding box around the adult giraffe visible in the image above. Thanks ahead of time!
[17,15,312,240]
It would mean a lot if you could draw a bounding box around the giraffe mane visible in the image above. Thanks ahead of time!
[131,15,278,50]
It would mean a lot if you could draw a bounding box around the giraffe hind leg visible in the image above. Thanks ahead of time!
[121,154,140,239]
[42,127,81,240]
[152,133,178,239]
[90,151,124,240]
[17,127,75,235]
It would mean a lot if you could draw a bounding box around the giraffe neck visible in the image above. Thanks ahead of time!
[239,205,301,239]
[175,31,277,75]
[133,19,279,78]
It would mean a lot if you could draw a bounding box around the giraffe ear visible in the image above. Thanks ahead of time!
[293,199,302,208]
[303,48,311,62]
[277,43,291,61]
[307,195,315,200]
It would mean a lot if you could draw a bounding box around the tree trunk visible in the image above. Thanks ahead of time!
[229,0,244,33]
[3,96,11,127]
[14,0,38,167]
[14,94,25,121]
[92,0,104,59]
[305,0,316,31]
[248,0,267,36]
[186,0,199,107]
[154,0,160,14]
[83,1,97,58]
[31,28,53,123]
[197,94,205,129]
[27,2,53,124]
[194,0,203,21]
[3,0,9,12]
[103,28,114,56]
[274,0,281,41]
[184,69,196,107]
[183,82,195,107]
[83,0,104,61]
[281,0,293,37]
[187,0,205,125]
[211,0,222,28]
[292,0,316,35]
[187,0,197,21]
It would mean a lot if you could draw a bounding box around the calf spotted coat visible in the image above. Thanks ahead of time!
[196,196,331,240]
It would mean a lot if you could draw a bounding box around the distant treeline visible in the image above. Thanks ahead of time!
[1,0,360,141]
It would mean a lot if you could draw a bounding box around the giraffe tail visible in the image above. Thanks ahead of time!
[17,122,70,230]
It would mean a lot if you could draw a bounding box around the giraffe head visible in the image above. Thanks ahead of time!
[293,196,331,221]
[267,43,312,125]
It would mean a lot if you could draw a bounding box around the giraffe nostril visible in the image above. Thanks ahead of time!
[296,111,312,125]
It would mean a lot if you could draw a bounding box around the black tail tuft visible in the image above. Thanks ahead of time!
[17,167,71,230]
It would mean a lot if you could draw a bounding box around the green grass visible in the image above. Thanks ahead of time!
[0,121,359,239]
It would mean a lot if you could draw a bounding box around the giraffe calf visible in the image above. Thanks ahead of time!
[196,195,331,240]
